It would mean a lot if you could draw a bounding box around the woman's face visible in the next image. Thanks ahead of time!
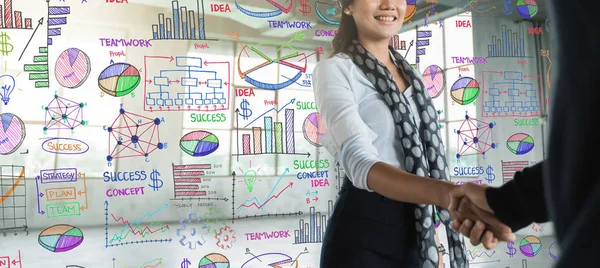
[347,0,406,41]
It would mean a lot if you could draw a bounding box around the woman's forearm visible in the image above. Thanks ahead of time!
[366,161,456,208]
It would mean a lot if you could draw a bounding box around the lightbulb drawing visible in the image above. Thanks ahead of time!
[0,74,16,105]
[238,160,261,192]
[244,169,257,192]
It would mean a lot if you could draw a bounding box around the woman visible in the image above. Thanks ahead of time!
[313,0,469,267]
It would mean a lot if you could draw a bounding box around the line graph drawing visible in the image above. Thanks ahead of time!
[104,200,172,248]
[237,32,314,90]
[457,0,496,14]
[236,168,293,211]
[0,165,26,231]
[234,0,293,18]
[454,112,497,161]
[42,93,88,134]
[243,98,296,128]
[143,56,231,112]
[466,243,496,262]
[481,70,542,118]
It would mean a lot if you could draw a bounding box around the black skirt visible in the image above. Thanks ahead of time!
[320,177,420,268]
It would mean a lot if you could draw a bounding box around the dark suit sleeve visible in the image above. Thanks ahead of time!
[484,161,548,231]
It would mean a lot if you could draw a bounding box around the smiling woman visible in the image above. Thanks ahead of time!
[315,0,469,268]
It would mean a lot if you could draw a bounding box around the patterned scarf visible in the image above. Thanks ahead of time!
[345,39,468,268]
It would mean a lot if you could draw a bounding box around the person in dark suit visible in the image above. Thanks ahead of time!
[448,0,600,266]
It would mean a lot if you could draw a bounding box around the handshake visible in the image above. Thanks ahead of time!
[447,183,516,249]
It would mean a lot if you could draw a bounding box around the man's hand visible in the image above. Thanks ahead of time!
[452,218,500,249]
[448,183,515,246]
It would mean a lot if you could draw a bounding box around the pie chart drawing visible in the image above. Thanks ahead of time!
[520,235,542,257]
[422,65,445,98]
[38,224,84,253]
[506,133,534,155]
[98,63,141,97]
[199,253,230,268]
[303,112,328,147]
[237,34,307,91]
[0,113,25,155]
[180,130,219,157]
[516,0,538,19]
[450,77,480,105]
[404,0,416,22]
[55,48,91,88]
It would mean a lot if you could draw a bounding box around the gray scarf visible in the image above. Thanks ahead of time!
[345,39,468,268]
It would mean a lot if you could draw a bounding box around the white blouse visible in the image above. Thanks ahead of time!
[313,52,423,191]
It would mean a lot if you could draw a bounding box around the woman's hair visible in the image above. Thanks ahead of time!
[330,0,358,57]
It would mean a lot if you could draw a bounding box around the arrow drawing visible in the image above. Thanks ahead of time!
[35,176,45,215]
[19,18,44,61]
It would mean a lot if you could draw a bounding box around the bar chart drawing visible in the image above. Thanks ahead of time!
[0,0,34,29]
[172,163,207,199]
[294,200,333,244]
[23,0,70,88]
[501,160,529,183]
[487,24,531,58]
[171,163,229,201]
[143,56,230,112]
[235,109,309,157]
[0,165,27,231]
[151,0,217,41]
[416,30,431,63]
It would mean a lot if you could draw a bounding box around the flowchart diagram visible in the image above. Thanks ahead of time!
[481,70,543,118]
[35,169,88,218]
[144,56,231,112]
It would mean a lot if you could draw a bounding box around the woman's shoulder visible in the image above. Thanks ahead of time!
[314,52,354,73]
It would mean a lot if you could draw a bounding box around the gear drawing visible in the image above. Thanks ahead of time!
[176,213,207,249]
[202,207,226,235]
[215,226,236,250]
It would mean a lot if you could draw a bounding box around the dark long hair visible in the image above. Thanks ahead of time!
[330,1,357,57]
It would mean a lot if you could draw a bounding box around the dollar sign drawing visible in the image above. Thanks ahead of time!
[299,0,311,16]
[485,165,495,183]
[0,32,13,56]
[148,169,163,191]
[504,0,513,15]
[506,241,517,257]
[240,99,252,120]
[180,258,191,268]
